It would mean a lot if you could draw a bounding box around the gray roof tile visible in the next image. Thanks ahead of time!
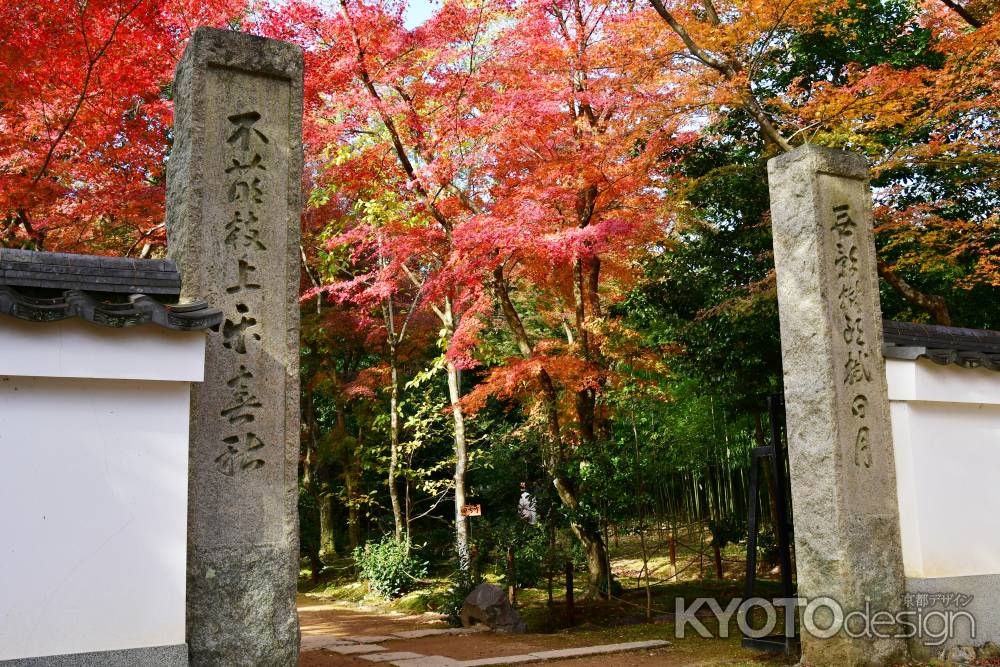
[883,320,1000,371]
[0,249,220,331]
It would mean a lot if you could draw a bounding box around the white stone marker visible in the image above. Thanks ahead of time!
[166,27,303,665]
[768,145,907,666]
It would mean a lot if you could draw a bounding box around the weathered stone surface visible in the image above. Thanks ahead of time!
[392,630,452,639]
[391,657,462,667]
[300,635,354,651]
[529,640,670,660]
[0,644,187,666]
[903,575,1000,659]
[327,644,388,655]
[342,635,399,644]
[165,26,303,667]
[360,652,427,662]
[458,655,539,666]
[460,583,527,634]
[392,628,486,639]
[453,640,672,666]
[768,145,906,666]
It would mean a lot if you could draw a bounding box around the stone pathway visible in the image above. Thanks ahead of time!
[301,627,485,652]
[302,628,670,667]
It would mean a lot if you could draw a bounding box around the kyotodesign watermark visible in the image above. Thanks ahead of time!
[675,594,975,647]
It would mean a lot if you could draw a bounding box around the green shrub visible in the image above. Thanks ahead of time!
[499,528,548,589]
[353,536,428,599]
[437,569,476,626]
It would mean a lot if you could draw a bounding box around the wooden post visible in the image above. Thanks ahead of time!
[713,540,724,580]
[507,546,516,605]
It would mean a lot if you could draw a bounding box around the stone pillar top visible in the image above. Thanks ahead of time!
[768,142,870,180]
[178,26,304,78]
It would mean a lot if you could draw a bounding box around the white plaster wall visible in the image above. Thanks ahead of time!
[887,358,1000,579]
[0,321,203,661]
[0,318,205,382]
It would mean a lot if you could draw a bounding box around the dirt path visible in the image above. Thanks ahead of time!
[297,597,788,667]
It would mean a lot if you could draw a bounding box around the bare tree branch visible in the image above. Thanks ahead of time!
[878,264,952,326]
[33,0,144,184]
[939,0,983,28]
[646,0,793,151]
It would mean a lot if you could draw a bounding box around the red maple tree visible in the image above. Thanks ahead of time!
[0,0,244,253]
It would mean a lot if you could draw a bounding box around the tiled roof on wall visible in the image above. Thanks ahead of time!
[883,320,1000,371]
[0,248,221,332]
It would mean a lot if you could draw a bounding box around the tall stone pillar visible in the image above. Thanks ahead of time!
[165,27,302,666]
[768,145,906,666]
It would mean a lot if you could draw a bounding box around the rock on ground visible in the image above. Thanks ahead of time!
[459,584,526,634]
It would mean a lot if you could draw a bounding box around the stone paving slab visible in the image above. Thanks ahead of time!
[392,627,486,639]
[450,639,672,666]
[458,655,539,666]
[305,634,669,665]
[300,636,354,651]
[390,657,463,667]
[327,644,389,655]
[383,639,671,667]
[391,629,453,639]
[361,651,427,662]
[528,640,670,660]
[343,635,400,643]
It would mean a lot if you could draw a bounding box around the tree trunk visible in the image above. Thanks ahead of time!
[444,299,472,572]
[639,526,652,620]
[493,271,610,597]
[405,462,412,539]
[878,265,952,326]
[309,551,322,584]
[669,529,677,580]
[319,494,337,563]
[578,526,610,599]
[506,546,516,605]
[388,358,404,542]
[552,470,610,598]
[346,437,362,551]
[547,521,556,607]
[448,361,471,571]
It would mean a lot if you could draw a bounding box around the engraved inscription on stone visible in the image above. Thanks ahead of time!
[225,211,267,250]
[854,425,872,469]
[215,432,266,476]
[830,202,874,466]
[221,365,261,425]
[222,303,260,354]
[226,259,261,294]
[217,108,271,475]
[226,111,269,150]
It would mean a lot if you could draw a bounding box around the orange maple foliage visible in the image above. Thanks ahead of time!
[637,0,1000,300]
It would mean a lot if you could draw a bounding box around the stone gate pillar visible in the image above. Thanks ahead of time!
[165,28,303,666]
[768,145,907,666]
